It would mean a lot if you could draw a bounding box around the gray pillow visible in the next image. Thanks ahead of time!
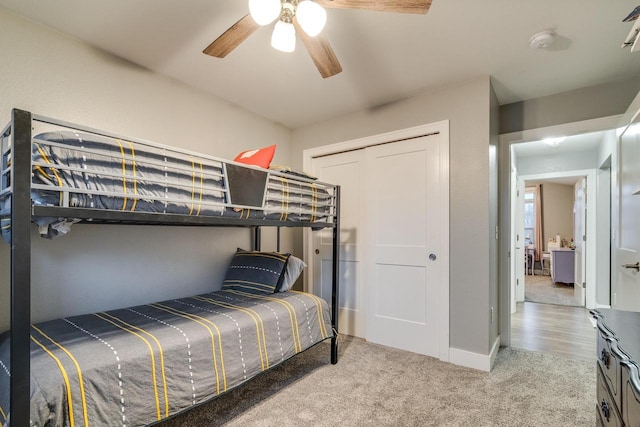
[280,254,306,292]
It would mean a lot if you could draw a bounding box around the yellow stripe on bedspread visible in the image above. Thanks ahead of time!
[30,333,78,427]
[151,302,227,395]
[12,289,332,427]
[115,140,129,211]
[192,295,270,370]
[35,143,65,206]
[125,141,138,212]
[291,290,331,339]
[99,312,170,418]
[225,288,303,353]
[31,324,90,427]
[93,313,165,421]
[0,402,6,424]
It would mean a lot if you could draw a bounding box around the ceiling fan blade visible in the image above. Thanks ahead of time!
[315,0,432,14]
[203,14,260,58]
[294,19,343,78]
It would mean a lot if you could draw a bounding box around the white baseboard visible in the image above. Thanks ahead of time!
[449,335,500,372]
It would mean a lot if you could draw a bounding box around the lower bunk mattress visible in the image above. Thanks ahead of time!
[0,287,332,427]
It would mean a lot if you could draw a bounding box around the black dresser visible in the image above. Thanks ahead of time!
[592,309,640,426]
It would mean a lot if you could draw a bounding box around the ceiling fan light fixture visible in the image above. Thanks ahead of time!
[271,20,296,52]
[248,0,281,26]
[296,1,327,37]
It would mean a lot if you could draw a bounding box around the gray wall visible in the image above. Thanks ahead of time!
[500,77,640,134]
[0,9,292,331]
[540,183,575,251]
[292,77,496,356]
[516,150,598,176]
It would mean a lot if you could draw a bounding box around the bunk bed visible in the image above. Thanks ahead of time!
[0,109,341,427]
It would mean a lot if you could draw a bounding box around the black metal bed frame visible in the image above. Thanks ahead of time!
[3,109,341,427]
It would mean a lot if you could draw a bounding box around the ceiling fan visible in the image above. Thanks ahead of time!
[203,0,433,78]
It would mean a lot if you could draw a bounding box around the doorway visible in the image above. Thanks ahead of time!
[499,115,619,351]
[509,146,605,361]
[519,173,592,306]
[519,176,587,308]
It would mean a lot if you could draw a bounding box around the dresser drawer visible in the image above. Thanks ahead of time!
[622,360,640,426]
[598,324,627,410]
[598,365,623,427]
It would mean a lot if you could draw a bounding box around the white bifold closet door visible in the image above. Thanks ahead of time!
[312,150,366,338]
[311,134,442,358]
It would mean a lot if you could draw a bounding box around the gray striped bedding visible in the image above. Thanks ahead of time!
[0,130,333,241]
[0,285,332,427]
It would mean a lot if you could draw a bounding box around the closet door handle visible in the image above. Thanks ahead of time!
[622,262,640,272]
[429,254,437,261]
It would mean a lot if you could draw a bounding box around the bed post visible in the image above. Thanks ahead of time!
[331,186,340,364]
[254,226,261,251]
[10,109,32,426]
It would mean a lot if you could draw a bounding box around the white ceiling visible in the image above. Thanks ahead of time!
[513,130,611,186]
[2,0,640,128]
[512,130,608,158]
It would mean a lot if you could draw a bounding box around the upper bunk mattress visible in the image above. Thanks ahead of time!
[0,131,334,239]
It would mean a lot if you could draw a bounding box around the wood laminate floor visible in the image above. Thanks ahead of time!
[511,301,597,362]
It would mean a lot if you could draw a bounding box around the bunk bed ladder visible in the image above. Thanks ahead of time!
[10,108,32,427]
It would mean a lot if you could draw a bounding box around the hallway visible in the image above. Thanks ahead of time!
[511,301,596,362]
[524,274,581,307]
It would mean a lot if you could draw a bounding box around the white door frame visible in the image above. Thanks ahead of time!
[499,115,621,347]
[518,169,596,308]
[303,120,450,362]
[574,177,587,306]
[514,177,525,305]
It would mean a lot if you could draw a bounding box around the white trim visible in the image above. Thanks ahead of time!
[303,120,450,362]
[302,121,448,161]
[449,336,500,373]
[499,115,622,347]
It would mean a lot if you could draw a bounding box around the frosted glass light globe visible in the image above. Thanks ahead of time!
[271,21,296,52]
[296,1,327,37]
[248,0,281,26]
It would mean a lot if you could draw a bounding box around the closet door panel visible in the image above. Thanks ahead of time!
[311,150,366,338]
[365,134,441,357]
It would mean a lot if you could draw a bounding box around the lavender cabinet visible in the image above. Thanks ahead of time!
[551,248,575,284]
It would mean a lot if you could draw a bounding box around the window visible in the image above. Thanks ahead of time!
[524,187,536,246]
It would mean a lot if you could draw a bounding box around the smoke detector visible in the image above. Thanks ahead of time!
[529,30,556,49]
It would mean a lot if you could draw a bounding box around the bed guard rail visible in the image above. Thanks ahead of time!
[0,110,339,230]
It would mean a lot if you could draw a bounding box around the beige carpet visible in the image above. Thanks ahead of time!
[158,336,595,427]
[524,274,582,307]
